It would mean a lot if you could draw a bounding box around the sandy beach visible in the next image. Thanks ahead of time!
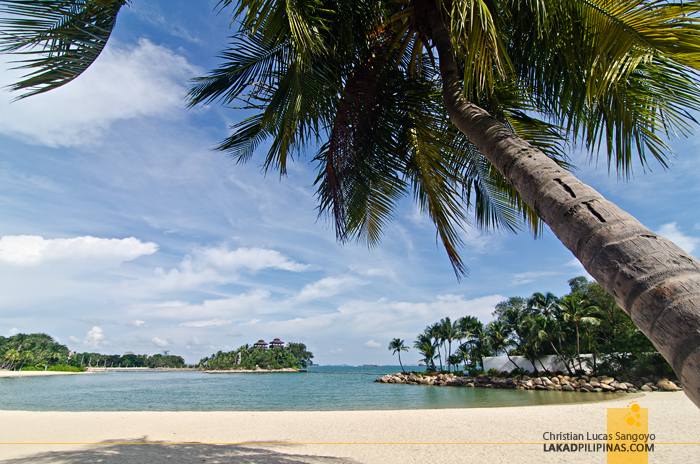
[0,370,88,378]
[1,392,698,463]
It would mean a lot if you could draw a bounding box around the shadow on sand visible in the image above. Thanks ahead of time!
[3,438,360,464]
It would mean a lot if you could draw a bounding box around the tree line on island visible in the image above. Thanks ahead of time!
[0,333,313,372]
[390,277,672,378]
[0,333,186,371]
[198,342,314,370]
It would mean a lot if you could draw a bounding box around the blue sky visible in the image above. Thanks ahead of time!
[1,0,699,365]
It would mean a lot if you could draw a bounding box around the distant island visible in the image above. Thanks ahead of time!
[198,338,313,371]
[0,333,185,372]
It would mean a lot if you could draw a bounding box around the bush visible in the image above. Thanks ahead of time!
[47,364,85,372]
[20,366,42,371]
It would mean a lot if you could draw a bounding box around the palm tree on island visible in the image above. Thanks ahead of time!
[3,0,700,407]
[389,338,409,374]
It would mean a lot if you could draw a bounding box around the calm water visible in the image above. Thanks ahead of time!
[0,366,624,411]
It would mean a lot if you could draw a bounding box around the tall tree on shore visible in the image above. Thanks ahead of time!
[3,0,700,406]
[558,296,601,372]
[389,338,409,373]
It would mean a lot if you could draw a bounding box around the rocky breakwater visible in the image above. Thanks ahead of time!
[375,372,683,394]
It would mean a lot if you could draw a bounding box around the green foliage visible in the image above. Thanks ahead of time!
[19,365,41,371]
[47,364,85,372]
[0,0,129,98]
[410,276,671,378]
[199,342,313,370]
[0,332,187,370]
[1,332,70,370]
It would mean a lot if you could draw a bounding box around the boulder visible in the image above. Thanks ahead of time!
[658,379,680,391]
[562,384,575,391]
[641,385,652,392]
[589,381,601,388]
[600,377,615,385]
[533,378,543,386]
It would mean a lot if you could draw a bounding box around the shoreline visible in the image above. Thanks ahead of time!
[0,370,89,378]
[1,392,698,463]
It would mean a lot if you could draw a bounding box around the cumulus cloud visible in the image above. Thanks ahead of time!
[0,39,201,147]
[84,327,105,349]
[0,235,158,267]
[364,340,382,349]
[152,337,169,347]
[3,327,19,337]
[129,320,147,328]
[658,222,700,254]
[151,246,309,291]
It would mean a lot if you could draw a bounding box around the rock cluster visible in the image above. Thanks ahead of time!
[375,372,682,393]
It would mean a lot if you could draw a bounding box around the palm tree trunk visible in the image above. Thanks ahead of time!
[548,339,574,375]
[428,6,700,408]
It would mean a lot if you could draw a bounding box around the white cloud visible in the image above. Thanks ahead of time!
[196,246,310,273]
[658,222,700,254]
[130,320,147,328]
[84,326,105,349]
[511,271,561,286]
[258,294,505,338]
[364,339,382,349]
[3,327,19,337]
[150,246,308,291]
[0,235,158,267]
[130,290,272,320]
[180,319,232,328]
[152,337,169,347]
[0,39,201,147]
[294,276,365,302]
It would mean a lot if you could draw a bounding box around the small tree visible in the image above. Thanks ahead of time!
[388,338,409,373]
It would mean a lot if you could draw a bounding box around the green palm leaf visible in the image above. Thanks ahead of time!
[0,0,127,98]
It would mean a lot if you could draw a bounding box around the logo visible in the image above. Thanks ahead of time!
[607,401,653,463]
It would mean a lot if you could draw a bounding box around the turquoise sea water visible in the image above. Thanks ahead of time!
[0,366,625,411]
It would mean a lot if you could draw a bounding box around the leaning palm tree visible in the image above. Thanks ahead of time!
[3,0,700,407]
[388,338,409,373]
[486,320,520,372]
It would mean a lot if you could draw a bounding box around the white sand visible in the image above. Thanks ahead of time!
[0,370,88,378]
[0,392,698,463]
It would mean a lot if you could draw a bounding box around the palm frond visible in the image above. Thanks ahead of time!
[0,0,127,98]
